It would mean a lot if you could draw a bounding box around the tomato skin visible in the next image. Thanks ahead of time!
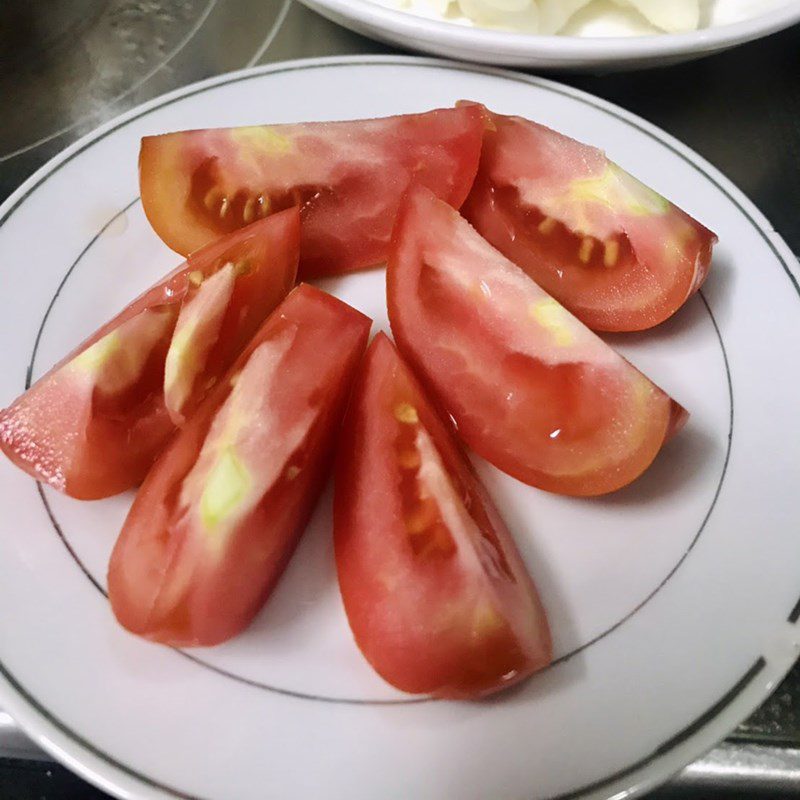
[0,209,299,499]
[388,185,688,497]
[109,285,371,647]
[335,334,552,698]
[139,106,484,278]
[460,105,717,332]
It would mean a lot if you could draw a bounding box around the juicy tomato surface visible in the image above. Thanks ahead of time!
[335,334,552,698]
[460,104,717,331]
[0,209,299,499]
[108,285,371,647]
[388,185,688,497]
[140,105,484,278]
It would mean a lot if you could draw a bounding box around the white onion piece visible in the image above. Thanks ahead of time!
[538,0,593,33]
[378,0,710,35]
[470,0,534,11]
[617,0,700,32]
[422,0,452,15]
[457,0,540,31]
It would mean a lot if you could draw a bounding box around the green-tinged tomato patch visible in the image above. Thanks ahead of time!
[200,447,251,532]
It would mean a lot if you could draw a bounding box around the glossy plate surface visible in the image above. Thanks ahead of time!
[0,56,799,800]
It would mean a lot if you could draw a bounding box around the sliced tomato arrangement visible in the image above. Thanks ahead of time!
[0,101,711,696]
[139,105,484,277]
[388,185,688,497]
[335,334,552,698]
[108,285,371,647]
[0,209,299,499]
[460,104,717,332]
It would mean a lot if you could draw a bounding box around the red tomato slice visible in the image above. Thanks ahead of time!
[139,106,484,278]
[0,209,299,499]
[460,105,717,332]
[335,334,552,698]
[388,185,688,497]
[108,285,371,647]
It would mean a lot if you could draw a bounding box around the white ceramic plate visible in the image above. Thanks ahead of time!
[0,55,799,800]
[298,0,800,69]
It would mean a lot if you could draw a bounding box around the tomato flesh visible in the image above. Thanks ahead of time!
[460,105,717,331]
[335,334,552,698]
[139,106,484,277]
[0,209,299,499]
[388,185,688,497]
[162,209,300,423]
[108,285,371,647]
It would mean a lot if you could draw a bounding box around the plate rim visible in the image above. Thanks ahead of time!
[0,53,798,800]
[297,0,800,62]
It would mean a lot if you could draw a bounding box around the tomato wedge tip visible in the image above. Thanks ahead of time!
[109,284,371,647]
[0,209,299,499]
[335,333,552,698]
[140,105,485,278]
[388,184,688,497]
[461,103,717,332]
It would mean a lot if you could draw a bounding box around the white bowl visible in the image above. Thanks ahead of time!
[297,0,800,69]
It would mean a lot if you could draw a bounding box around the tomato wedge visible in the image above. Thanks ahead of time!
[335,334,552,698]
[388,185,688,497]
[108,285,371,647]
[139,105,484,277]
[460,104,717,331]
[0,209,299,499]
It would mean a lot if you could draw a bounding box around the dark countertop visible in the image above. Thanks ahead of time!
[0,2,798,797]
